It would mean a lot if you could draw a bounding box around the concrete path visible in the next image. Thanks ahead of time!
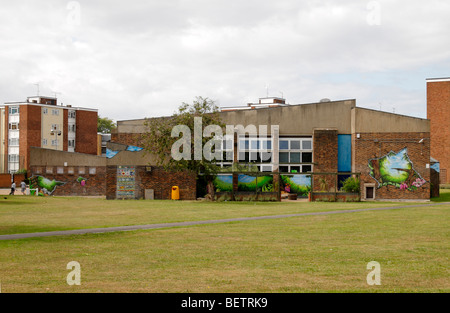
[0,202,448,241]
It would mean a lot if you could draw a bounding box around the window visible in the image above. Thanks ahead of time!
[8,154,19,162]
[290,152,301,163]
[78,167,85,174]
[8,123,19,130]
[250,140,260,150]
[68,167,74,174]
[8,138,19,146]
[89,167,96,175]
[9,107,19,115]
[302,152,313,163]
[239,139,249,150]
[57,167,64,174]
[43,108,48,114]
[279,152,289,163]
[302,140,312,150]
[290,140,301,150]
[279,140,289,150]
[69,124,76,132]
[51,109,59,116]
[68,110,76,118]
[51,139,59,146]
[279,137,314,172]
[68,140,75,147]
[46,167,53,174]
[42,139,48,146]
[51,124,59,131]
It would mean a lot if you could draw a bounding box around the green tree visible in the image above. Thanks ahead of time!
[97,116,117,133]
[142,97,225,200]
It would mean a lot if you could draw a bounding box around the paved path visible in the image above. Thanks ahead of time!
[0,202,448,241]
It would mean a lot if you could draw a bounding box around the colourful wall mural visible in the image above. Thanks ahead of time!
[368,147,426,191]
[29,176,66,195]
[237,175,273,192]
[213,174,275,192]
[213,175,233,192]
[116,166,136,198]
[106,145,144,158]
[281,174,311,196]
[77,177,87,186]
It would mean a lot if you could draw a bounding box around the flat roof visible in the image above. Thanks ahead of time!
[426,77,450,82]
[1,102,97,112]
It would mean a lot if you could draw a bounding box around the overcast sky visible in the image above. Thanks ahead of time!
[0,0,449,121]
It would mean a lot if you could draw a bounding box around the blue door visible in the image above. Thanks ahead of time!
[338,135,351,172]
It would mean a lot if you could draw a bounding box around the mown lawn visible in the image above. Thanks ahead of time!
[0,192,448,293]
[0,194,437,236]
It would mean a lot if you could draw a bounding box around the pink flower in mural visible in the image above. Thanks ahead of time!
[412,178,426,188]
[399,183,408,190]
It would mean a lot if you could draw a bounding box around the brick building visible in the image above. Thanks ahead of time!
[0,96,98,173]
[28,145,196,200]
[427,77,450,183]
[112,98,431,201]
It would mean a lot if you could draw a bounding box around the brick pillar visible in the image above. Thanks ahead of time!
[313,129,338,192]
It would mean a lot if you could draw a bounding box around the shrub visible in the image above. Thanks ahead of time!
[342,177,360,193]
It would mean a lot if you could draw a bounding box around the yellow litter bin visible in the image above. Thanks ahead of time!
[171,186,180,200]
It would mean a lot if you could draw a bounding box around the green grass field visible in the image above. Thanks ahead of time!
[0,192,448,293]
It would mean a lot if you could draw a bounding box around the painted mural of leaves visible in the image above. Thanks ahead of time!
[368,148,426,191]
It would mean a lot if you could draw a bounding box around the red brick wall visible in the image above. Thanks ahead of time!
[106,165,196,200]
[75,110,98,155]
[29,166,106,196]
[353,132,430,200]
[20,105,41,170]
[3,106,9,172]
[313,129,338,192]
[427,80,450,183]
[63,109,68,151]
[111,133,145,147]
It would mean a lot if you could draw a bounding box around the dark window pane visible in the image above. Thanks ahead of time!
[279,152,289,163]
[302,152,312,163]
[280,166,289,173]
[290,152,301,163]
[290,166,300,173]
[302,165,312,173]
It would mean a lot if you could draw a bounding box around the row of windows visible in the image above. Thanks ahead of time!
[41,139,75,147]
[34,166,97,175]
[9,107,19,115]
[217,137,313,152]
[8,122,19,130]
[8,138,19,146]
[42,108,60,116]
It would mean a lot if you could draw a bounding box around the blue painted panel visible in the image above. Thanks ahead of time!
[338,135,351,172]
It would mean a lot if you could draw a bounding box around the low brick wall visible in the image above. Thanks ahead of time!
[29,166,106,196]
[106,166,197,200]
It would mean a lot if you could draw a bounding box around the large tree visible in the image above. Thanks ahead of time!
[142,97,225,200]
[97,116,117,133]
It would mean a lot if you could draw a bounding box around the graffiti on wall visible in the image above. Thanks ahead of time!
[281,174,311,196]
[116,166,136,198]
[368,148,426,191]
[77,177,87,186]
[29,176,66,195]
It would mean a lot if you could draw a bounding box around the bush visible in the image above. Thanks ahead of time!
[341,177,360,193]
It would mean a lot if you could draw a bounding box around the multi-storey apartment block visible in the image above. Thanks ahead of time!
[0,96,98,173]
